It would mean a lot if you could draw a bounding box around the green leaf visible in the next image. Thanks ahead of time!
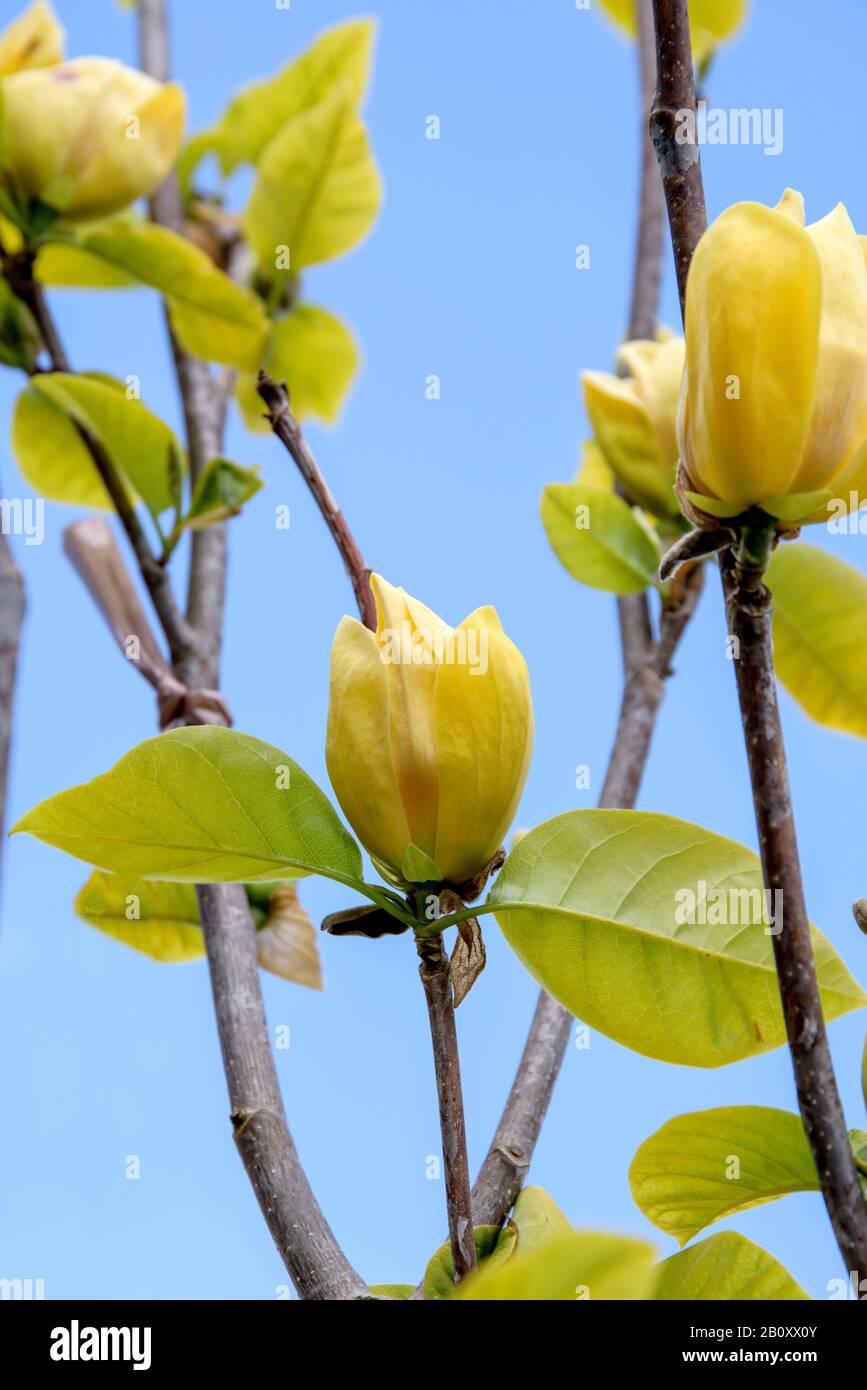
[75,872,205,963]
[35,220,269,371]
[540,483,661,594]
[368,1284,415,1300]
[210,17,376,175]
[181,456,263,531]
[13,726,364,889]
[767,542,867,739]
[488,809,867,1067]
[575,439,614,491]
[651,1232,809,1301]
[511,1186,572,1250]
[236,306,359,431]
[75,872,324,988]
[423,1226,517,1301]
[12,373,181,512]
[244,83,381,274]
[629,1106,819,1245]
[457,1231,656,1301]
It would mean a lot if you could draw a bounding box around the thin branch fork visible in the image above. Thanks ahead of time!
[650,0,867,1281]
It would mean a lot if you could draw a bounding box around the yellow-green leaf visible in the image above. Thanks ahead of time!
[489,810,866,1067]
[511,1186,572,1250]
[13,372,181,511]
[575,439,614,491]
[35,220,269,371]
[236,305,360,431]
[13,726,364,888]
[211,18,376,175]
[458,1231,656,1301]
[76,872,204,963]
[76,871,323,987]
[651,1232,809,1301]
[244,83,381,274]
[424,1226,517,1301]
[541,484,660,594]
[767,542,867,739]
[182,456,263,530]
[629,1107,819,1245]
[368,1284,414,1300]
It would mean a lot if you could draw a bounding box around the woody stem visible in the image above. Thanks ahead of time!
[414,902,477,1285]
[650,0,867,1282]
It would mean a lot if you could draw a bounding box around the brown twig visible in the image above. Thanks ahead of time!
[470,0,693,1233]
[649,0,708,309]
[416,932,477,1281]
[257,373,376,630]
[649,0,867,1281]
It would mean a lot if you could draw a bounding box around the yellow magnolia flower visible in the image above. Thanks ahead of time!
[326,574,533,888]
[582,336,684,518]
[598,0,748,66]
[680,190,867,526]
[0,1,64,76]
[1,57,185,220]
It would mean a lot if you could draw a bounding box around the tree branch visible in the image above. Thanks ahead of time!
[137,0,232,689]
[649,0,867,1281]
[56,0,373,1300]
[199,883,368,1299]
[470,0,688,1231]
[257,373,376,630]
[0,532,24,884]
[416,932,477,1281]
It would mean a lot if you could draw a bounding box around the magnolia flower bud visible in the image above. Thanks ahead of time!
[0,2,64,76]
[679,191,867,527]
[326,574,533,888]
[1,56,185,221]
[583,335,684,518]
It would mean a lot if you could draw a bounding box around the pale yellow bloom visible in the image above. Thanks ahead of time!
[597,0,748,66]
[326,574,533,887]
[0,2,64,76]
[679,191,867,525]
[583,336,684,518]
[2,57,185,220]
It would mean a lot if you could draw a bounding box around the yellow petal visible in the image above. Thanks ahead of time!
[681,201,821,509]
[432,607,533,884]
[575,439,613,490]
[68,80,187,220]
[371,573,444,858]
[775,188,805,224]
[793,204,867,492]
[325,615,412,876]
[583,369,678,517]
[617,335,685,473]
[0,1,64,75]
[2,59,185,219]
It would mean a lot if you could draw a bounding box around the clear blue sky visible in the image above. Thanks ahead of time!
[1,0,866,1300]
